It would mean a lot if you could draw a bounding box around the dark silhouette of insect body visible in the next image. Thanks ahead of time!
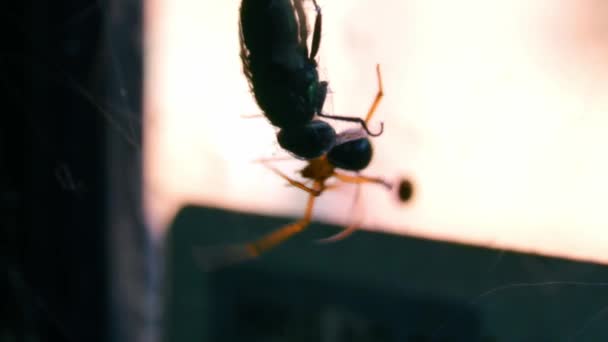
[194,0,394,270]
[239,0,384,160]
[196,63,391,270]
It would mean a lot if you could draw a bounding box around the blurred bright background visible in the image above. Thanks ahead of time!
[144,0,608,264]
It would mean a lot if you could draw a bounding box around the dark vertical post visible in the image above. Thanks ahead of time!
[2,0,150,341]
[3,0,107,341]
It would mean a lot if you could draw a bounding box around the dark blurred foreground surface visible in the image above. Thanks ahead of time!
[2,0,145,341]
[166,205,608,342]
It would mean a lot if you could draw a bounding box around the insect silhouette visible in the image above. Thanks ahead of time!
[239,0,384,159]
[194,0,392,270]
[197,63,390,270]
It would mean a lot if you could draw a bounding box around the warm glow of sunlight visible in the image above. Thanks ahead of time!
[144,0,608,264]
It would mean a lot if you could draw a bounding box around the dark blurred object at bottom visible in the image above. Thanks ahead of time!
[166,206,608,342]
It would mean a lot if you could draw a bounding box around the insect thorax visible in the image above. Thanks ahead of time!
[300,157,335,181]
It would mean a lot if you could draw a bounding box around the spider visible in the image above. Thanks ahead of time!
[197,65,391,270]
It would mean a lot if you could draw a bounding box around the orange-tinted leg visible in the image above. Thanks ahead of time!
[364,64,384,124]
[316,64,384,136]
[246,191,316,256]
[240,113,265,119]
[194,186,318,271]
[333,170,392,190]
[262,162,322,196]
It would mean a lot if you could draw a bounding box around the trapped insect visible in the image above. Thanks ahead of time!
[194,0,393,270]
[239,0,384,160]
[196,65,391,270]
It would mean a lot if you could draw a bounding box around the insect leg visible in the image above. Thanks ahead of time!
[194,189,317,271]
[317,112,384,136]
[309,0,323,60]
[333,170,392,190]
[246,191,316,256]
[252,156,295,163]
[364,64,384,124]
[262,162,322,196]
[317,64,385,136]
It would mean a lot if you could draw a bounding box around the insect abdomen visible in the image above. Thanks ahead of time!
[240,0,320,128]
